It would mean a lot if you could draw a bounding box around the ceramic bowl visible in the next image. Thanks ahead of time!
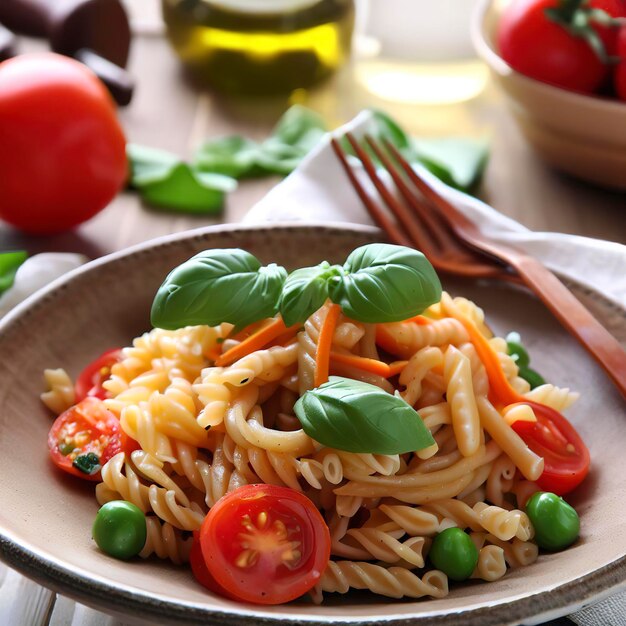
[472,0,626,190]
[0,223,625,626]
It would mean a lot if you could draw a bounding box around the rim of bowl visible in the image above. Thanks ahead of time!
[471,0,626,114]
[1,221,625,626]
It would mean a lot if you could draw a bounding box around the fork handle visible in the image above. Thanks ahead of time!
[514,255,626,399]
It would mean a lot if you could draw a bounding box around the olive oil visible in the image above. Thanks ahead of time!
[162,0,355,94]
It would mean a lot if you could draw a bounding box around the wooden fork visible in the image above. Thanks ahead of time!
[331,133,626,400]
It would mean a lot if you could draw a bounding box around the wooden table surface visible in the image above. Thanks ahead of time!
[0,1,624,624]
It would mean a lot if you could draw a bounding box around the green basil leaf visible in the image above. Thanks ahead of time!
[413,137,489,192]
[294,376,435,454]
[193,136,264,178]
[127,143,180,186]
[328,243,441,323]
[151,248,287,330]
[278,262,343,327]
[0,250,28,296]
[128,144,237,214]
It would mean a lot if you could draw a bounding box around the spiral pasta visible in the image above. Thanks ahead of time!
[44,284,583,604]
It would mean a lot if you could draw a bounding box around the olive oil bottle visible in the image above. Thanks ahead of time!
[162,0,355,95]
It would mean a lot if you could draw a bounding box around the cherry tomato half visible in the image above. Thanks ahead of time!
[0,53,127,234]
[48,398,135,481]
[75,348,122,402]
[189,533,235,599]
[199,484,330,605]
[511,401,590,495]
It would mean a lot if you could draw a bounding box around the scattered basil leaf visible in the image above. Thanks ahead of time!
[151,249,287,330]
[328,243,442,323]
[128,144,237,214]
[127,144,179,186]
[279,262,343,327]
[194,105,327,179]
[294,376,435,455]
[73,452,101,475]
[413,137,489,192]
[194,136,264,178]
[0,251,28,296]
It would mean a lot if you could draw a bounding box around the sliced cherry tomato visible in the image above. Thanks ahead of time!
[75,348,122,402]
[48,397,135,481]
[199,484,330,605]
[189,533,235,599]
[511,401,590,495]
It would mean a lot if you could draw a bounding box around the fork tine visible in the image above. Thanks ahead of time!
[382,138,480,233]
[370,135,513,273]
[330,137,411,248]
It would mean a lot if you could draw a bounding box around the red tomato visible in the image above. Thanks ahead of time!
[189,533,235,599]
[199,484,330,605]
[497,0,623,93]
[75,348,122,402]
[48,398,133,481]
[0,53,127,234]
[511,401,590,495]
[615,26,626,99]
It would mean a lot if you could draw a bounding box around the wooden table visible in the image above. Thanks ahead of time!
[0,2,624,624]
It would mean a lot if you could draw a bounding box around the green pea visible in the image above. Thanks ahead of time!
[518,366,546,390]
[429,528,478,581]
[526,492,580,551]
[506,333,530,369]
[92,501,147,560]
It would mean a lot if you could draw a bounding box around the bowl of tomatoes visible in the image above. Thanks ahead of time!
[472,0,626,190]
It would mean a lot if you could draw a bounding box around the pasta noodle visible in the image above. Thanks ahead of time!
[42,282,584,605]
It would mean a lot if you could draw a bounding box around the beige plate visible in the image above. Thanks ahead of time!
[0,224,625,626]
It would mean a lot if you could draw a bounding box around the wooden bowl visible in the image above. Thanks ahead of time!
[472,0,626,190]
[0,223,625,625]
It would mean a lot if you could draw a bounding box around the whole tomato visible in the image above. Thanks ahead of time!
[616,25,626,100]
[498,0,625,94]
[0,53,127,234]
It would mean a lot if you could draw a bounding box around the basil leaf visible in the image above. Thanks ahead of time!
[128,144,237,214]
[279,262,343,327]
[294,376,435,455]
[151,249,287,330]
[413,137,489,192]
[0,251,27,296]
[328,243,441,323]
[194,136,265,178]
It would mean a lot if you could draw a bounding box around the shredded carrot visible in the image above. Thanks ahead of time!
[375,324,407,358]
[314,304,341,387]
[230,318,268,343]
[215,317,289,367]
[267,326,301,349]
[456,314,522,406]
[387,360,409,377]
[330,352,393,377]
[405,315,432,325]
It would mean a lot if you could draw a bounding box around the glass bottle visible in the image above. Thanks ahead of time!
[162,0,355,95]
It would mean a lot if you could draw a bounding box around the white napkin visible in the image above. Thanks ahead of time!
[244,110,626,310]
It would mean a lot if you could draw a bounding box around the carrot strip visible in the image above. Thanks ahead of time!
[215,317,288,367]
[267,326,301,349]
[387,360,409,377]
[455,314,523,406]
[405,315,432,325]
[314,304,341,388]
[330,352,392,377]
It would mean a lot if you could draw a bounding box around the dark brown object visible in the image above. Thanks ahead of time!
[0,24,18,61]
[75,48,134,106]
[0,0,131,67]
[332,133,626,400]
